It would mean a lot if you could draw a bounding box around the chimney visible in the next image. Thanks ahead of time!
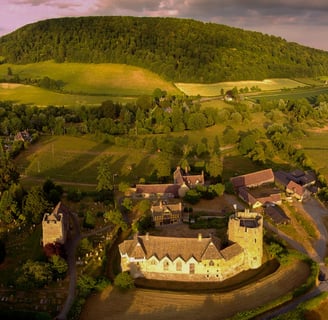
[198,233,202,241]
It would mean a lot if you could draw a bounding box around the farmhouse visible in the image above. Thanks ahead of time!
[274,169,315,201]
[151,200,183,227]
[231,169,281,208]
[119,209,263,281]
[135,166,205,199]
[42,202,70,246]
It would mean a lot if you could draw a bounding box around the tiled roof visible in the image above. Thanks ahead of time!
[220,243,243,260]
[173,166,204,187]
[287,180,304,196]
[231,169,274,189]
[119,234,243,262]
[151,202,182,214]
[264,206,290,224]
[136,184,180,196]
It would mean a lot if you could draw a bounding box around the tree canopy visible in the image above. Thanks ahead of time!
[1,16,328,82]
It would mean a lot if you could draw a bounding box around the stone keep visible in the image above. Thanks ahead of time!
[228,209,263,269]
[42,202,69,246]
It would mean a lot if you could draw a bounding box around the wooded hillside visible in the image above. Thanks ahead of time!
[1,16,328,82]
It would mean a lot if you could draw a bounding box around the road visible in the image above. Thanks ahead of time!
[260,197,328,319]
[56,211,81,320]
[56,212,113,320]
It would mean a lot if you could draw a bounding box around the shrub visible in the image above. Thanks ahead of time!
[114,272,134,289]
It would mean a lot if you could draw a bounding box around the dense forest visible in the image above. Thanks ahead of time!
[1,16,328,82]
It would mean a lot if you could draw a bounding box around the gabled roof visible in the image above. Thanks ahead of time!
[286,180,304,196]
[151,201,182,214]
[136,184,179,196]
[264,206,290,224]
[201,239,223,260]
[119,234,244,263]
[231,169,274,189]
[173,166,204,187]
[119,235,222,262]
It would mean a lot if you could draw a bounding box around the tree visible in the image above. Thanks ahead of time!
[114,272,134,289]
[121,197,133,212]
[104,209,127,230]
[23,186,50,224]
[154,153,171,181]
[77,274,96,297]
[209,183,225,196]
[205,156,222,179]
[0,160,19,193]
[83,211,95,229]
[78,238,93,256]
[187,112,207,130]
[183,189,201,205]
[96,156,113,192]
[50,255,68,279]
[222,126,239,145]
[0,189,17,224]
[16,260,52,289]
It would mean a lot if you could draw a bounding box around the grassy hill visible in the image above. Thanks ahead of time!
[0,61,180,105]
[1,16,328,82]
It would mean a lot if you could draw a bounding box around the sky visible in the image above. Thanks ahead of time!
[0,0,328,51]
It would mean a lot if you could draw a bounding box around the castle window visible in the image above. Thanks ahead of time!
[254,239,256,243]
[209,260,214,267]
[176,261,182,272]
[189,263,195,274]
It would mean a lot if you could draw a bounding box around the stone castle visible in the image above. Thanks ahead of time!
[42,202,69,246]
[119,209,263,281]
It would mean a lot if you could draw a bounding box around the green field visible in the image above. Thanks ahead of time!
[175,78,307,97]
[0,83,136,106]
[300,130,328,180]
[249,86,328,103]
[0,61,180,105]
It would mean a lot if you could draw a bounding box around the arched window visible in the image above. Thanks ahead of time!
[176,261,182,271]
[209,260,214,267]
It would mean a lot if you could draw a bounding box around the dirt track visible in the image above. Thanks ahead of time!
[81,260,310,320]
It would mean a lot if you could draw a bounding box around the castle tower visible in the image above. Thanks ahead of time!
[42,202,69,246]
[228,209,263,269]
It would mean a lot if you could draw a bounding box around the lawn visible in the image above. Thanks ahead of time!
[175,78,307,97]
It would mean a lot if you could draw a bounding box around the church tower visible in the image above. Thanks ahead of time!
[228,209,263,269]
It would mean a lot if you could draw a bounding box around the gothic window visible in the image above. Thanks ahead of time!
[176,261,182,271]
[189,263,195,274]
[150,259,157,265]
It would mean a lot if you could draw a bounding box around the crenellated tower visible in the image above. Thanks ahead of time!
[228,209,263,269]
